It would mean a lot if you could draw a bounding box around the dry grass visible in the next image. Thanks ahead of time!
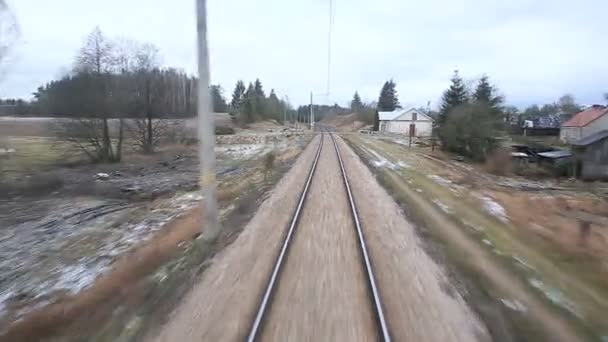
[484,148,513,176]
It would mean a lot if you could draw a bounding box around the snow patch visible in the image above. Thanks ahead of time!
[482,239,493,246]
[513,255,536,271]
[427,174,453,186]
[529,278,581,317]
[55,262,108,294]
[479,196,508,222]
[415,188,423,193]
[500,298,527,312]
[432,199,452,214]
[397,161,411,168]
[365,148,401,170]
[217,144,266,158]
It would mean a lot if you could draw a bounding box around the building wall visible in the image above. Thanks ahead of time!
[379,120,433,136]
[560,126,582,143]
[581,138,608,180]
[582,114,608,138]
[561,114,608,143]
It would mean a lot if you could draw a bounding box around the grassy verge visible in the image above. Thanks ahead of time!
[344,135,599,341]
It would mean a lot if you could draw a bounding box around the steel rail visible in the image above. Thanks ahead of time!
[246,133,325,342]
[329,133,392,342]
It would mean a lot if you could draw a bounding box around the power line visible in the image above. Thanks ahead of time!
[326,0,333,95]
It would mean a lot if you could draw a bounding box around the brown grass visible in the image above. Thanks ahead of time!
[0,207,203,342]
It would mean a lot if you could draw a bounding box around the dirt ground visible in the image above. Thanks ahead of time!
[346,134,608,340]
[148,134,488,341]
[319,113,367,132]
[0,129,311,338]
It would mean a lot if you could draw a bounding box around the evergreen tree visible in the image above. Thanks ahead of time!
[242,82,257,123]
[210,84,228,112]
[254,78,265,98]
[472,75,504,129]
[440,73,505,160]
[267,89,282,121]
[230,80,246,110]
[351,91,363,111]
[377,80,400,111]
[229,80,246,122]
[373,110,380,131]
[438,70,468,128]
[253,78,266,116]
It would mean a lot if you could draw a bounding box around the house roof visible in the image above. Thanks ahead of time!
[378,108,433,121]
[537,150,572,159]
[572,129,608,147]
[561,105,608,127]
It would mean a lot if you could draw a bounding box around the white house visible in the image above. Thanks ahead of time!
[560,105,608,143]
[378,108,433,137]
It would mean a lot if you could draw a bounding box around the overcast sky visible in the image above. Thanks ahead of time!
[1,0,607,109]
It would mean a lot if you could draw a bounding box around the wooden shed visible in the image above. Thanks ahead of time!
[571,130,608,180]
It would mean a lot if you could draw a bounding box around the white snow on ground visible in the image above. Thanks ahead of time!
[0,192,203,318]
[216,144,266,158]
[432,199,452,214]
[364,147,401,170]
[397,161,411,168]
[529,278,581,317]
[479,195,509,223]
[428,174,453,186]
[55,263,108,294]
[513,255,536,271]
[500,298,527,312]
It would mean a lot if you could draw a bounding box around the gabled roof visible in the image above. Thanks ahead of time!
[378,108,434,121]
[572,129,608,147]
[561,105,608,127]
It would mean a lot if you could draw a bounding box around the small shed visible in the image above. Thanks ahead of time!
[378,108,433,137]
[571,130,608,180]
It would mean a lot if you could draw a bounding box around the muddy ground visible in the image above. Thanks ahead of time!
[0,131,311,338]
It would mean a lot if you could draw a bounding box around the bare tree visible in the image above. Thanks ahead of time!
[57,27,125,163]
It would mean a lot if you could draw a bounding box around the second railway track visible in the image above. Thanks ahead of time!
[247,132,391,342]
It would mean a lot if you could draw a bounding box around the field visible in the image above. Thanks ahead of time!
[0,116,312,339]
[345,134,608,341]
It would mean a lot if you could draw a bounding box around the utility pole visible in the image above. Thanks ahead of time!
[310,92,314,131]
[196,0,219,241]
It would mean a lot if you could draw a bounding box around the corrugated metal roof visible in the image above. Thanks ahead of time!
[537,150,572,159]
[572,129,608,147]
[561,105,608,127]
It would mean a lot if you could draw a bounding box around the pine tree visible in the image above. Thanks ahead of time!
[373,110,380,131]
[267,89,282,121]
[210,84,228,112]
[472,75,504,128]
[377,80,400,111]
[351,91,363,111]
[230,80,246,110]
[438,70,468,128]
[242,82,257,123]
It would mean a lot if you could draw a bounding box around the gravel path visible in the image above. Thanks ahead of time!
[148,134,489,341]
[260,134,375,341]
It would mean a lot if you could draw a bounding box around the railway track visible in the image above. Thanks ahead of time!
[247,132,391,341]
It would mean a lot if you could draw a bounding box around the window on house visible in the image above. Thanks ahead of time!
[412,112,418,121]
